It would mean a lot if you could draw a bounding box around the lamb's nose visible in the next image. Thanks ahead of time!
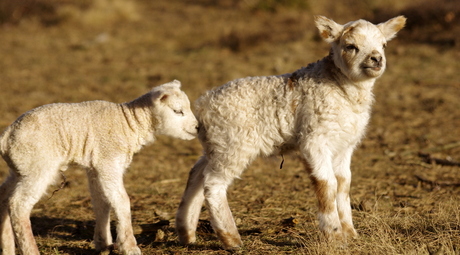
[371,56,382,64]
[370,51,382,64]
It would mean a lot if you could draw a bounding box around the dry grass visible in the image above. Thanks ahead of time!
[0,0,459,254]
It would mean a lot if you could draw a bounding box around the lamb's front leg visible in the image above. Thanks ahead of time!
[302,147,343,242]
[87,170,113,252]
[333,148,358,239]
[203,171,242,250]
[95,165,140,255]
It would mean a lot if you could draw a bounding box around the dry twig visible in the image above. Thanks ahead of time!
[414,174,460,187]
[418,152,460,167]
[47,171,67,200]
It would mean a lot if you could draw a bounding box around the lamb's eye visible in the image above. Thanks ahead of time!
[174,109,184,116]
[345,44,358,52]
[383,43,387,49]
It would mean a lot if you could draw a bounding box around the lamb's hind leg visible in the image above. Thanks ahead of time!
[9,166,59,255]
[175,156,207,245]
[203,151,254,250]
[0,172,18,255]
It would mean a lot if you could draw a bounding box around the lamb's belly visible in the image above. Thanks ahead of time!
[61,134,98,168]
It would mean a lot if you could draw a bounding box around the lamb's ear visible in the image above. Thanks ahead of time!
[164,79,181,89]
[151,80,181,102]
[377,16,406,41]
[151,89,171,103]
[314,15,343,43]
[159,94,169,102]
[154,80,182,92]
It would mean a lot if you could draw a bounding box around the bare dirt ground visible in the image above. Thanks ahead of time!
[0,0,459,254]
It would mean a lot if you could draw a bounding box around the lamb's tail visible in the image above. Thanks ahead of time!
[0,127,9,155]
[0,126,12,156]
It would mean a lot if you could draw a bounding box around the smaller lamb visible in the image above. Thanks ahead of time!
[176,15,406,250]
[0,80,198,255]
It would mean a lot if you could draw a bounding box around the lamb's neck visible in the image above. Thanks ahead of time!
[352,79,377,92]
[322,55,376,104]
[121,96,157,146]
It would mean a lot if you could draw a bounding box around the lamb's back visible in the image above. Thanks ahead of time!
[195,74,302,155]
[0,101,131,165]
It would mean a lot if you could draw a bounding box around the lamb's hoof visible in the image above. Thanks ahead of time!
[322,227,347,244]
[224,245,242,252]
[177,230,197,246]
[322,227,358,249]
[345,229,359,240]
[123,246,141,255]
[97,244,115,255]
[341,223,358,240]
[220,233,243,251]
[99,250,111,255]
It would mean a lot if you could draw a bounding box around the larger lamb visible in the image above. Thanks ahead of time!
[176,15,406,250]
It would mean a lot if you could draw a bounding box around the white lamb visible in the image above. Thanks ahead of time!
[175,15,406,249]
[0,80,198,255]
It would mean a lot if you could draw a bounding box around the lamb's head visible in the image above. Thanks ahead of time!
[315,15,406,82]
[151,80,198,140]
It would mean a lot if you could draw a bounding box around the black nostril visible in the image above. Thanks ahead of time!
[371,56,382,63]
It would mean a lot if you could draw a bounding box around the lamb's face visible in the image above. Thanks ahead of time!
[315,15,406,83]
[152,81,198,140]
[333,21,388,81]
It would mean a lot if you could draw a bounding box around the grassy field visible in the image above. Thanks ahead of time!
[0,0,459,254]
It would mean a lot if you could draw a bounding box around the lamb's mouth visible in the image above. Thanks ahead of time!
[187,131,198,137]
[363,66,382,72]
